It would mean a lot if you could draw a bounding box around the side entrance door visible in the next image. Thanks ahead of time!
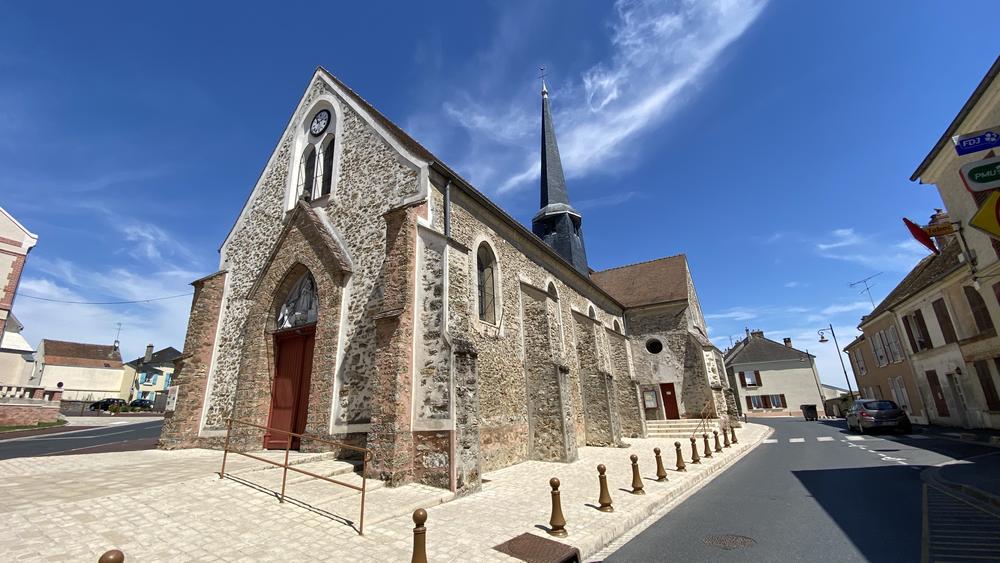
[659,383,680,420]
[925,370,950,418]
[264,325,315,450]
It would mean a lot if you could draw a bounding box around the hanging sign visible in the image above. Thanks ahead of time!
[903,218,939,255]
[923,222,956,237]
[953,127,1000,156]
[969,191,1000,240]
[960,155,1000,192]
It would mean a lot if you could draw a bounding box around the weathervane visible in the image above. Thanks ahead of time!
[538,65,548,93]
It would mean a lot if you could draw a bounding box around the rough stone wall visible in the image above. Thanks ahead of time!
[159,272,226,448]
[680,334,713,418]
[452,338,481,495]
[414,229,449,422]
[572,311,618,446]
[523,287,576,462]
[201,77,420,434]
[441,184,627,472]
[0,403,59,426]
[608,330,643,437]
[412,431,450,489]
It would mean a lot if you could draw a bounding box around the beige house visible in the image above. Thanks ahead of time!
[844,310,929,425]
[28,339,125,401]
[725,330,826,417]
[909,55,1000,429]
[0,207,38,377]
[0,314,35,387]
[121,345,182,403]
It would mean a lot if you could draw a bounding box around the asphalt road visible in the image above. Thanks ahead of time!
[606,417,999,562]
[0,419,163,460]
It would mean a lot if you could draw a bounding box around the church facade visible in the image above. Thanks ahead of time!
[159,68,734,493]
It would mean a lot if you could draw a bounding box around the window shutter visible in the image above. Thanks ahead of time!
[780,394,787,408]
[746,396,753,409]
[755,370,762,385]
[903,317,918,352]
[739,372,747,387]
[762,395,772,408]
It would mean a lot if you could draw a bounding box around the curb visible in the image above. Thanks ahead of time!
[921,452,1000,517]
[585,424,775,561]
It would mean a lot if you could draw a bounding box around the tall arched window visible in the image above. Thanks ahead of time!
[298,146,317,200]
[477,244,497,324]
[319,137,335,197]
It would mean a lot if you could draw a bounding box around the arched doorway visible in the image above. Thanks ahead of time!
[265,272,318,449]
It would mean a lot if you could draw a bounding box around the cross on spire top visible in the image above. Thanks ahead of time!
[538,66,548,96]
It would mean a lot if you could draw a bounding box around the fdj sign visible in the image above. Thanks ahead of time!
[953,127,1000,156]
[960,156,1000,193]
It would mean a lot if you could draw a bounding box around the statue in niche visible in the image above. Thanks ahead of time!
[277,273,318,329]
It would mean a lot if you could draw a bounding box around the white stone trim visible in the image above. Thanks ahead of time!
[284,96,346,212]
[329,276,354,434]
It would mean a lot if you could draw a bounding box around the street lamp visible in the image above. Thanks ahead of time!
[818,324,855,400]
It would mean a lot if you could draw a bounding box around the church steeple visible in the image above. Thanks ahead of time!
[532,81,589,275]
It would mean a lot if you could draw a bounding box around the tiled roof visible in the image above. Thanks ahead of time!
[126,346,183,369]
[725,334,814,365]
[864,239,963,323]
[41,339,122,369]
[590,255,689,309]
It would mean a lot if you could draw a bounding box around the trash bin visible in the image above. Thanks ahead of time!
[801,404,818,421]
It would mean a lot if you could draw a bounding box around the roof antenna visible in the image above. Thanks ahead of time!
[849,273,882,309]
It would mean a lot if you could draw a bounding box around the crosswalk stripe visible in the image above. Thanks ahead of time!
[789,438,805,443]
[845,436,865,441]
[817,437,834,442]
[763,439,778,444]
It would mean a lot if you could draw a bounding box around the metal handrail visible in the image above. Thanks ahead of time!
[219,418,373,535]
[691,401,715,439]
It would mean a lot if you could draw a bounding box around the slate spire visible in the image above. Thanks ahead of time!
[532,82,589,275]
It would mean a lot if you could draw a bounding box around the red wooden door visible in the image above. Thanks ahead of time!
[925,370,950,417]
[264,326,315,449]
[660,383,680,420]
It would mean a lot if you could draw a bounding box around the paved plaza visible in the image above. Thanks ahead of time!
[1,423,769,562]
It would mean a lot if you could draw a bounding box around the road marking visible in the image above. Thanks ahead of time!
[908,435,929,439]
[845,436,865,441]
[788,438,804,443]
[817,437,834,442]
[763,439,778,444]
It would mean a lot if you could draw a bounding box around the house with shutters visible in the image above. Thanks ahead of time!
[122,345,182,404]
[724,330,826,417]
[27,339,125,401]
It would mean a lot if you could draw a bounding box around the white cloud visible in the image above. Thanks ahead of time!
[705,307,759,321]
[784,281,800,288]
[820,301,871,316]
[575,191,641,210]
[816,228,865,251]
[442,0,768,196]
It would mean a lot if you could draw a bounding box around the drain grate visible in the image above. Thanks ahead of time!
[702,534,756,551]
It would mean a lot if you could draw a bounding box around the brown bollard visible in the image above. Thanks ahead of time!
[629,454,645,495]
[654,448,668,482]
[411,509,428,563]
[689,436,701,464]
[548,477,568,537]
[702,433,713,458]
[597,464,614,512]
[674,441,687,472]
[714,430,723,453]
[99,550,125,563]
[731,425,738,444]
[723,427,731,448]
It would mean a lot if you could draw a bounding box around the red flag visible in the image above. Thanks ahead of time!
[903,218,940,255]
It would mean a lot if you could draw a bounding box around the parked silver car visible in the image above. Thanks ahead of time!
[846,399,912,434]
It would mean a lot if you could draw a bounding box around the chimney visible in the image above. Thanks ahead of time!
[750,329,764,339]
[144,344,154,363]
[783,337,792,347]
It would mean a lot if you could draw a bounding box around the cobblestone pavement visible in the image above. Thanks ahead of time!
[0,424,769,562]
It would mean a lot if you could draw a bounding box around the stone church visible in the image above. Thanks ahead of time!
[160,68,734,493]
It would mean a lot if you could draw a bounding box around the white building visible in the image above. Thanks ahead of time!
[0,315,35,386]
[725,330,826,417]
[28,339,126,401]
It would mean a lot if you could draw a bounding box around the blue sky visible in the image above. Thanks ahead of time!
[1,1,996,382]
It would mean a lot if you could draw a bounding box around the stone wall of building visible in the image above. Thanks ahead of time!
[198,76,421,437]
[159,271,226,449]
[572,311,618,446]
[438,180,633,472]
[608,329,643,437]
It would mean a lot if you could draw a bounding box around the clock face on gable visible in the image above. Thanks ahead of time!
[310,109,331,136]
